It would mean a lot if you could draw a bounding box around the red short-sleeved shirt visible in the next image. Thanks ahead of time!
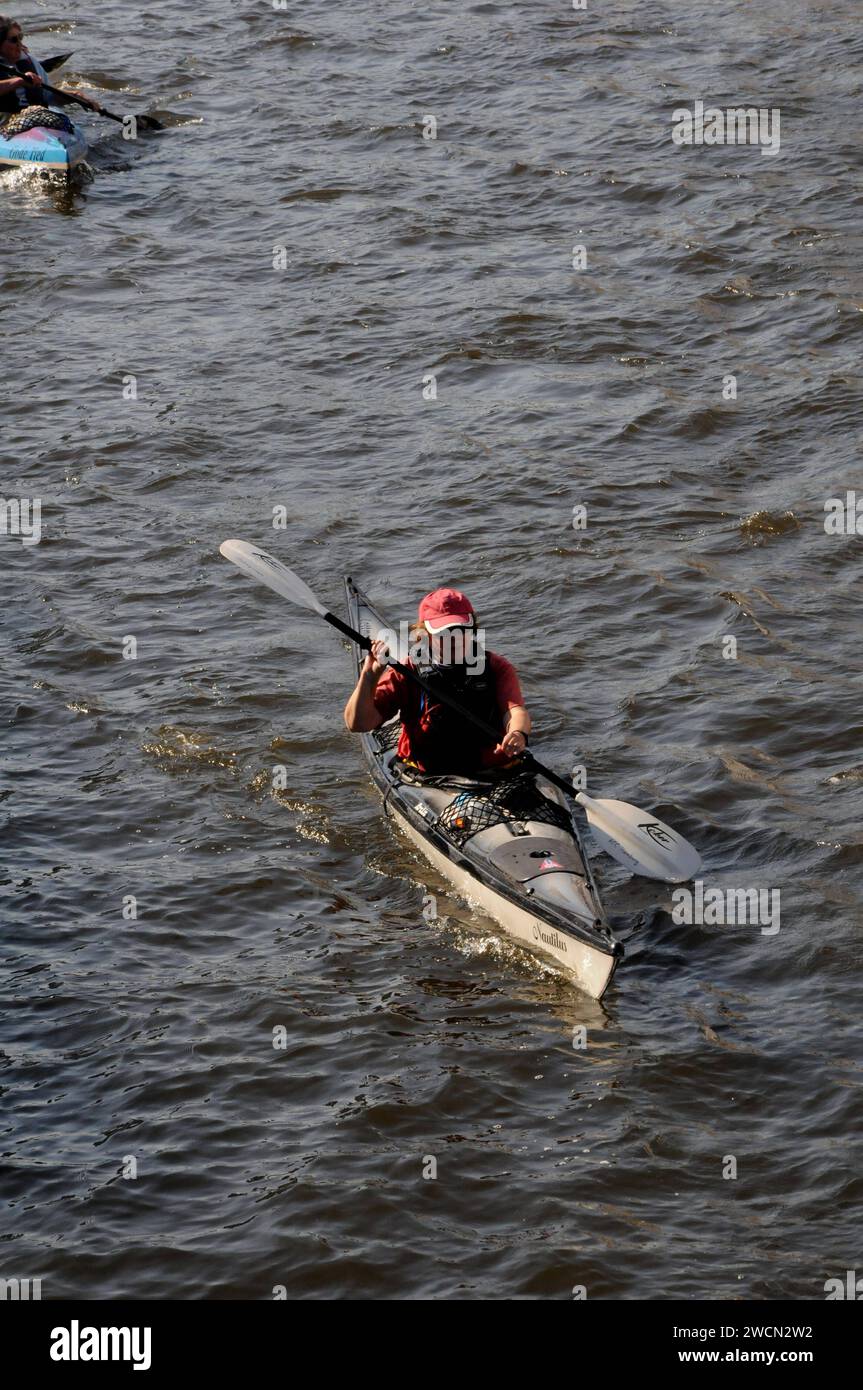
[372,653,525,773]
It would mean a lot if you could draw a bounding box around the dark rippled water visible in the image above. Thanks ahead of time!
[2,0,862,1300]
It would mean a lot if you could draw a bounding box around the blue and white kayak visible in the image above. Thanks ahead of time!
[0,112,87,176]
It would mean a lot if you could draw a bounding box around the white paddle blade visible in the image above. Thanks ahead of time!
[219,540,327,616]
[576,792,702,883]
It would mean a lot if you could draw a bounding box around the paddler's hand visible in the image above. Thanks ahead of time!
[498,729,527,759]
[73,94,102,111]
[22,72,43,89]
[362,638,390,681]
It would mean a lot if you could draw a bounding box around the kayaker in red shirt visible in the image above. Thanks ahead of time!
[344,586,532,775]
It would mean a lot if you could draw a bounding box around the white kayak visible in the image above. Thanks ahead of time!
[345,576,623,999]
[0,109,87,176]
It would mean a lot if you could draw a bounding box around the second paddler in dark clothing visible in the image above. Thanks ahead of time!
[0,15,101,115]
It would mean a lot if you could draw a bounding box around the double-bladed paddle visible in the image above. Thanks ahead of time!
[219,539,703,884]
[0,60,164,130]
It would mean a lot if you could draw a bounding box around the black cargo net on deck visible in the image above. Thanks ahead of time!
[432,771,572,846]
[375,721,402,752]
[372,726,573,846]
[0,105,75,136]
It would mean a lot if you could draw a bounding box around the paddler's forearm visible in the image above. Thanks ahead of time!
[344,668,382,732]
[506,705,531,738]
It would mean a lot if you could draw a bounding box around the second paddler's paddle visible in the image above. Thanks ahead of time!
[0,60,164,130]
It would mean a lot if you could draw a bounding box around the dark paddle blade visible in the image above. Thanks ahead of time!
[120,110,164,131]
[92,104,165,131]
[41,53,73,73]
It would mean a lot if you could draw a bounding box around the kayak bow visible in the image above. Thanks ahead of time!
[0,109,87,176]
[345,577,623,999]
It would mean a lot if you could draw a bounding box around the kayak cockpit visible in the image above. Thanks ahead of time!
[379,754,615,943]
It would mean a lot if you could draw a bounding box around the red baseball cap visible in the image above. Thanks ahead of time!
[418,587,476,634]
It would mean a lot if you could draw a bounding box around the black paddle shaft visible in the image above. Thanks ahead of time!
[325,607,576,801]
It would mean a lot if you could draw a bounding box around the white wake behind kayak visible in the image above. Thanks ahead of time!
[0,109,87,175]
[345,577,623,999]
